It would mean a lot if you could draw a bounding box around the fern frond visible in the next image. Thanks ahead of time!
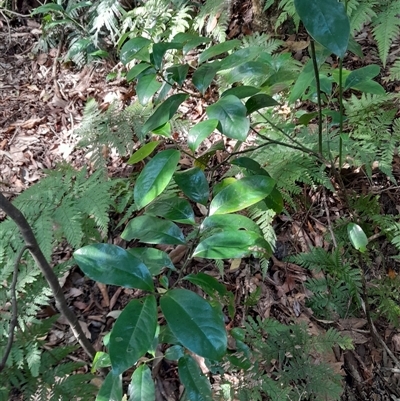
[371,1,400,66]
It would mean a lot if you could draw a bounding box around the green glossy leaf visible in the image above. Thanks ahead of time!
[137,74,162,105]
[166,64,190,86]
[141,94,188,136]
[178,355,213,401]
[289,47,331,103]
[264,187,284,214]
[160,289,227,359]
[351,80,385,95]
[96,371,122,401]
[134,149,180,208]
[231,157,268,175]
[152,42,182,70]
[31,3,64,13]
[193,231,272,259]
[184,272,228,297]
[222,61,271,84]
[294,0,350,58]
[199,40,241,64]
[152,122,171,137]
[127,63,152,82]
[127,141,161,164]
[219,47,264,71]
[145,196,195,224]
[221,86,260,99]
[128,248,175,275]
[209,175,275,215]
[92,352,111,373]
[347,223,368,253]
[348,35,364,58]
[212,177,236,196]
[128,365,155,401]
[159,324,180,345]
[120,37,152,65]
[74,244,154,291]
[245,94,279,115]
[122,215,186,245]
[344,65,380,90]
[174,167,209,205]
[201,214,263,236]
[192,62,221,94]
[110,296,157,374]
[298,112,318,126]
[188,119,219,152]
[164,345,185,361]
[206,95,250,141]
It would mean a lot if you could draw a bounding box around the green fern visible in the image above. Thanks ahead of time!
[194,0,231,42]
[291,248,362,318]
[228,316,352,400]
[77,98,153,167]
[371,0,400,66]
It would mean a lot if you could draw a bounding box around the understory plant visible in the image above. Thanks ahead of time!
[2,0,400,399]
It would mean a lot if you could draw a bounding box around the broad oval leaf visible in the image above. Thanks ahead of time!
[178,355,213,401]
[110,296,157,374]
[294,0,350,58]
[201,214,263,236]
[164,345,185,361]
[184,272,228,297]
[137,74,162,105]
[174,167,209,205]
[192,62,221,94]
[128,365,155,401]
[188,119,219,152]
[145,196,195,224]
[198,40,241,64]
[92,352,111,373]
[74,244,154,291]
[347,223,368,253]
[122,215,186,245]
[160,289,227,360]
[221,86,260,99]
[96,371,122,401]
[166,64,190,87]
[141,94,189,136]
[193,231,272,259]
[127,141,161,165]
[206,95,250,141]
[245,94,279,115]
[120,37,152,65]
[344,64,380,90]
[128,248,175,275]
[152,42,182,70]
[127,63,152,82]
[134,149,180,209]
[209,175,275,215]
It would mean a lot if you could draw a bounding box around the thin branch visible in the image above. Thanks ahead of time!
[0,245,28,372]
[0,192,97,360]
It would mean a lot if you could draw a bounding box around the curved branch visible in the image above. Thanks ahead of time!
[0,192,97,360]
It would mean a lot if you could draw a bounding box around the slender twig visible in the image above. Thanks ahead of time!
[338,57,344,168]
[0,192,97,360]
[322,188,337,248]
[0,8,30,17]
[0,245,28,372]
[309,40,323,156]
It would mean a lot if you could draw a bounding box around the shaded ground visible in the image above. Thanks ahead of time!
[1,9,400,401]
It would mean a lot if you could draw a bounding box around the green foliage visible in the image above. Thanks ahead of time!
[292,248,362,318]
[0,315,95,400]
[0,165,118,397]
[225,316,353,400]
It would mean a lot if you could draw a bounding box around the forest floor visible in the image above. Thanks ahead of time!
[1,5,400,401]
